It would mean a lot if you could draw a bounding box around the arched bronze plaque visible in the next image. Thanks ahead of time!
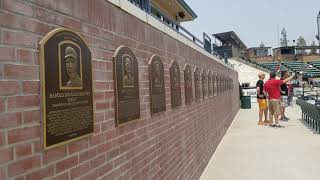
[114,46,140,124]
[217,74,221,95]
[39,28,94,150]
[194,67,201,100]
[170,61,181,108]
[208,71,213,97]
[149,55,166,114]
[184,64,193,104]
[202,70,208,99]
[213,73,217,96]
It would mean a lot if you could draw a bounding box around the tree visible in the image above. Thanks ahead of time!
[280,28,289,47]
[296,36,306,47]
[310,40,317,54]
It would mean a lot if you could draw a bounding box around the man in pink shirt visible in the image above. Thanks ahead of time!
[264,72,295,126]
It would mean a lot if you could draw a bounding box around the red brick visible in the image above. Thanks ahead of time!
[3,30,38,48]
[0,132,4,146]
[55,14,81,30]
[94,92,105,101]
[79,148,97,163]
[50,172,69,180]
[25,165,54,180]
[4,64,38,79]
[7,95,39,111]
[0,112,22,128]
[80,169,99,180]
[0,46,15,61]
[98,162,112,177]
[0,12,51,35]
[68,139,89,154]
[97,142,112,154]
[42,145,67,164]
[15,143,32,159]
[0,98,4,113]
[8,156,40,177]
[3,0,34,17]
[17,49,39,65]
[22,81,40,94]
[22,109,40,124]
[70,161,90,179]
[90,154,105,169]
[8,125,40,144]
[96,102,110,111]
[55,155,79,173]
[89,133,105,146]
[33,141,41,153]
[0,80,20,96]
[0,147,13,164]
[0,167,5,180]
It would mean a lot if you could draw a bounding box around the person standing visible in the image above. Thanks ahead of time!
[264,72,295,127]
[256,72,268,125]
[280,71,289,121]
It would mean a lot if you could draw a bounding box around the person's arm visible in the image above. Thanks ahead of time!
[283,73,295,83]
[256,86,264,98]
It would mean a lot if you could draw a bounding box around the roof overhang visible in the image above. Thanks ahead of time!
[152,0,197,22]
[213,31,247,49]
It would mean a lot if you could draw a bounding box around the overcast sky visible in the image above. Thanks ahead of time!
[182,0,320,48]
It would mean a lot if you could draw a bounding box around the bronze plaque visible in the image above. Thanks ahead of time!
[194,68,201,100]
[213,73,217,96]
[114,46,140,124]
[149,55,166,114]
[217,74,221,95]
[170,61,181,108]
[208,72,213,97]
[202,70,208,98]
[39,28,94,150]
[184,64,193,104]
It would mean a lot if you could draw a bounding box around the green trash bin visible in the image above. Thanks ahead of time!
[241,96,251,109]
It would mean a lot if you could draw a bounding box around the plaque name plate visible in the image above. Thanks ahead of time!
[40,28,94,150]
[149,55,166,114]
[114,46,140,125]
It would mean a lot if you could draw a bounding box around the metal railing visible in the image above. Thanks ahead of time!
[127,0,232,68]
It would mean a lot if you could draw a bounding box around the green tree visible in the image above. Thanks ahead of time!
[310,40,317,54]
[280,28,289,47]
[296,36,306,46]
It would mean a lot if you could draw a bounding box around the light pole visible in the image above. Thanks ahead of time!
[317,11,320,51]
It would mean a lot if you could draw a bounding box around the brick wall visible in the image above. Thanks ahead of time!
[0,0,239,179]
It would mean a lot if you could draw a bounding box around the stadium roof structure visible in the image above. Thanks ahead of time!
[213,31,247,49]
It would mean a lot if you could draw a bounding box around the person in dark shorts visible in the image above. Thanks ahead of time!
[280,71,289,121]
[256,72,268,125]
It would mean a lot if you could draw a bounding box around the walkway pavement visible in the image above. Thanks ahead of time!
[200,100,320,180]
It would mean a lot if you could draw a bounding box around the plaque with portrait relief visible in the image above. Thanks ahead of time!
[170,61,181,108]
[202,70,208,99]
[217,74,221,95]
[114,46,140,125]
[213,73,217,96]
[184,64,193,104]
[149,55,166,114]
[194,68,201,100]
[39,28,94,150]
[208,72,213,97]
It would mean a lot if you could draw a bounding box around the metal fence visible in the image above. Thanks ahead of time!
[126,0,232,68]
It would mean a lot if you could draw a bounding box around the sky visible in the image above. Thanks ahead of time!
[182,0,320,48]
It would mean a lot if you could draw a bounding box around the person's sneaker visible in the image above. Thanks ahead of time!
[284,116,290,120]
[258,121,264,125]
[264,120,271,125]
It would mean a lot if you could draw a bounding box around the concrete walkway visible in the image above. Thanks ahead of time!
[200,101,320,180]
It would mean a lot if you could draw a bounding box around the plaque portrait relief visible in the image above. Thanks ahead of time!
[202,70,208,99]
[170,61,181,108]
[184,64,193,104]
[208,72,213,97]
[194,67,201,100]
[213,73,217,96]
[39,28,94,150]
[114,46,140,125]
[149,55,166,114]
[59,44,82,89]
[217,74,221,95]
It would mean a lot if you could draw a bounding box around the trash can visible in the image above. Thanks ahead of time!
[241,96,251,109]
